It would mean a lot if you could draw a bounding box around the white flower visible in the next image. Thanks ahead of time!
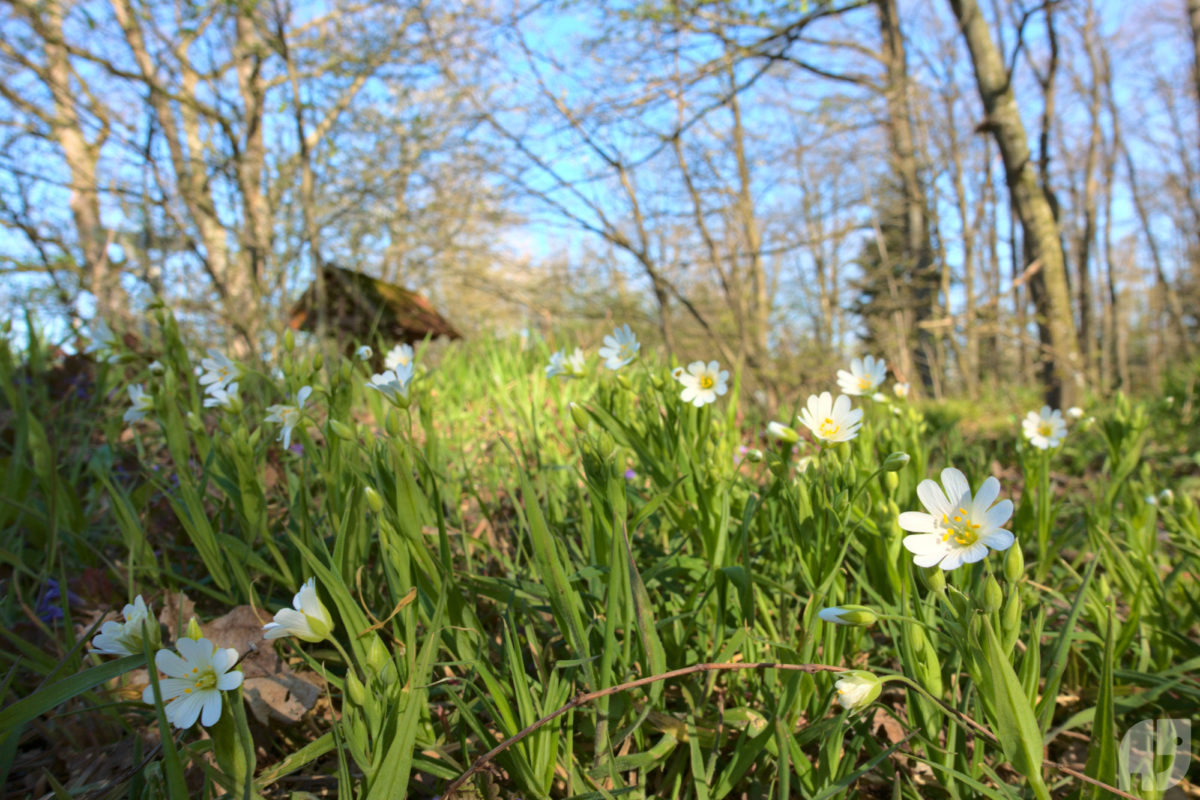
[1159,489,1175,504]
[384,343,414,372]
[834,671,882,711]
[872,392,887,402]
[263,577,334,643]
[598,324,639,370]
[124,384,153,424]
[355,345,373,362]
[546,347,586,379]
[899,467,1015,571]
[196,349,239,392]
[893,382,910,399]
[677,360,728,407]
[1066,406,1084,420]
[85,319,121,363]
[265,386,312,450]
[837,355,887,396]
[1022,406,1067,449]
[141,637,243,729]
[767,421,800,444]
[91,595,155,656]
[365,363,414,406]
[797,392,863,443]
[203,382,239,411]
[817,606,877,626]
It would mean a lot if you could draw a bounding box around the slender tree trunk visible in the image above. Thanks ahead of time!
[948,0,1082,407]
[877,0,936,391]
[1188,0,1200,137]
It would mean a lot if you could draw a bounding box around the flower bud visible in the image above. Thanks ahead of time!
[186,411,204,434]
[284,328,295,353]
[569,403,590,431]
[345,671,367,707]
[920,567,946,593]
[184,617,204,641]
[385,410,401,438]
[148,360,166,376]
[766,421,800,444]
[833,671,882,712]
[1003,544,1025,583]
[745,448,764,463]
[1158,488,1175,505]
[882,452,910,472]
[365,635,390,675]
[340,361,352,382]
[981,576,1003,613]
[355,345,373,362]
[884,472,899,492]
[312,353,324,372]
[817,605,878,627]
[328,419,356,442]
[364,486,384,514]
[616,374,632,391]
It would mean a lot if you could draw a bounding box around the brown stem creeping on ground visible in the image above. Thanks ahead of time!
[441,661,1139,800]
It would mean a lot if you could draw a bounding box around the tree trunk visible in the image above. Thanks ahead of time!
[877,0,936,392]
[947,0,1082,407]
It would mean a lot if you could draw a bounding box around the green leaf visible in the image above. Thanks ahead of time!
[0,654,142,731]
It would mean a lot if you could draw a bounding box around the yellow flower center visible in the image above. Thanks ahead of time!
[699,375,714,390]
[186,666,218,692]
[1038,423,1053,437]
[858,377,872,391]
[941,507,982,546]
[618,345,633,359]
[819,417,840,438]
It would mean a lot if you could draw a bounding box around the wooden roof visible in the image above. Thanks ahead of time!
[289,264,460,344]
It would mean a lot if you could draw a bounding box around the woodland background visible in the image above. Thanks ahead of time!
[2,0,1198,403]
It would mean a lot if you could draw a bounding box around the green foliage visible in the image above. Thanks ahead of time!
[0,316,1197,799]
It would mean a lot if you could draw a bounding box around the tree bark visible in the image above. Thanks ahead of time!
[947,0,1082,407]
[877,0,936,392]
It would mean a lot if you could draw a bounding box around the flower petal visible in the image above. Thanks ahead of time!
[982,529,1015,551]
[200,691,223,727]
[959,542,990,564]
[973,477,1000,513]
[916,479,952,517]
[898,512,936,533]
[939,549,966,570]
[985,499,1014,528]
[217,669,244,691]
[155,649,191,678]
[940,469,970,507]
[903,533,945,555]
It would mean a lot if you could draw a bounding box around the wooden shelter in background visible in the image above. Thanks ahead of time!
[289,264,461,352]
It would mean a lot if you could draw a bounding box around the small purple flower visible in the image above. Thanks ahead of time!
[624,468,636,481]
[289,443,305,456]
[35,579,82,624]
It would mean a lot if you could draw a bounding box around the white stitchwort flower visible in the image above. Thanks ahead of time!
[837,355,887,396]
[366,362,414,406]
[1066,406,1084,420]
[894,382,910,399]
[797,392,862,443]
[142,637,243,729]
[124,384,154,424]
[767,421,800,444]
[598,324,640,370]
[203,381,239,411]
[384,343,414,372]
[1022,406,1067,449]
[84,319,121,363]
[818,606,878,626]
[355,345,373,362]
[677,360,728,407]
[263,577,334,643]
[196,349,239,392]
[546,347,586,379]
[91,595,156,656]
[899,467,1014,571]
[834,671,882,712]
[266,386,312,450]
